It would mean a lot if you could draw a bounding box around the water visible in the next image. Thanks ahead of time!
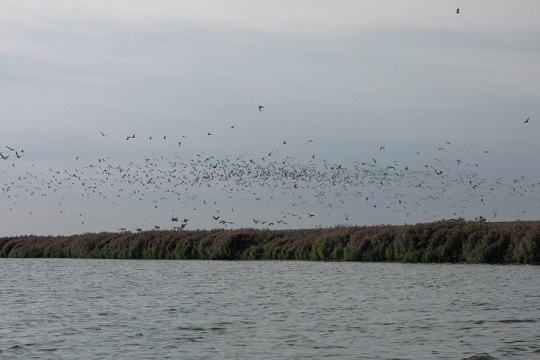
[0,260,538,359]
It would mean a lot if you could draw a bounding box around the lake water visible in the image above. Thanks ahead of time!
[0,260,538,359]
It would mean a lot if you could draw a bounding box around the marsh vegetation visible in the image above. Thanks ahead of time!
[1,219,539,264]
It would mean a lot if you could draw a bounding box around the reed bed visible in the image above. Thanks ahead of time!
[1,219,539,264]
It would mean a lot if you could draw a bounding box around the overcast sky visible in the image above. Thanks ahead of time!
[1,1,539,236]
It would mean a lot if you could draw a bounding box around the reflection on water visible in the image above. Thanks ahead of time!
[1,260,539,359]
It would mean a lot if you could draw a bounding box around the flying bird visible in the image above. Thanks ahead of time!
[524,117,530,123]
[456,8,460,14]
[258,106,264,111]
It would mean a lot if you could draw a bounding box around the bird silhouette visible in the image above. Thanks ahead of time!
[456,8,460,14]
[524,117,530,123]
[259,106,264,111]
[4,122,539,235]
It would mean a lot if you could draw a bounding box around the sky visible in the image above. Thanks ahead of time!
[1,0,540,236]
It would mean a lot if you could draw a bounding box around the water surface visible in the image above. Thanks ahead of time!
[1,260,538,359]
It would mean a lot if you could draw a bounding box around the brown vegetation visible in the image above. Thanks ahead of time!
[1,219,539,263]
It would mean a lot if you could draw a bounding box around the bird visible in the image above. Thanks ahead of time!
[380,147,385,151]
[100,132,106,137]
[456,8,460,14]
[259,106,264,111]
[524,117,530,123]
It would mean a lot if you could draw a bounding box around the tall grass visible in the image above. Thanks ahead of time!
[1,220,539,263]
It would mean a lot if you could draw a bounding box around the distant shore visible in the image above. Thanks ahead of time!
[1,219,539,264]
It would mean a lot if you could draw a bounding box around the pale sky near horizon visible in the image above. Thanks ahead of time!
[1,1,539,236]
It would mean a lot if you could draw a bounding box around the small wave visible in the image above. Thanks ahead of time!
[40,348,59,352]
[175,326,208,331]
[498,318,536,324]
[462,353,496,360]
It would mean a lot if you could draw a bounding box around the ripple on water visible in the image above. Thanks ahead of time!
[0,260,539,359]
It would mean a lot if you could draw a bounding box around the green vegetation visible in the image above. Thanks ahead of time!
[1,219,539,263]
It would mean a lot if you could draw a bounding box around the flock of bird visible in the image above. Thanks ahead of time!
[0,108,537,234]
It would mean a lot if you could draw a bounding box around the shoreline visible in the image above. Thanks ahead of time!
[1,219,539,264]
